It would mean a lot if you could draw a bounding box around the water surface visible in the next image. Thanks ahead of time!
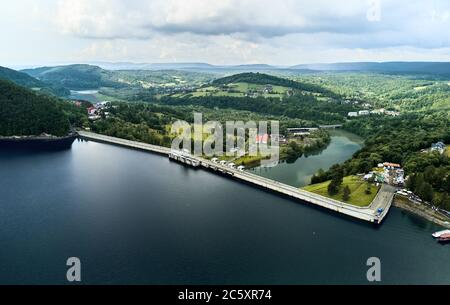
[251,130,363,187]
[0,140,449,284]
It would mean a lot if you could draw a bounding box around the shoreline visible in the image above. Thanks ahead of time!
[0,133,77,150]
[393,197,450,229]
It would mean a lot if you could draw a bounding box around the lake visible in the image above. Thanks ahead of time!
[250,129,364,187]
[69,90,99,103]
[0,140,449,284]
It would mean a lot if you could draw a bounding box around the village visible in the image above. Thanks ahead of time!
[348,108,400,118]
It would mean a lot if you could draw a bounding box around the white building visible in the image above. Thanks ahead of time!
[348,112,358,117]
[358,110,370,116]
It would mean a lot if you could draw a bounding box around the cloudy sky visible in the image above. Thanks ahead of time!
[1,0,450,67]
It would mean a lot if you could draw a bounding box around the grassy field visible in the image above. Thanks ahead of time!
[173,82,291,99]
[302,175,380,207]
[446,146,450,157]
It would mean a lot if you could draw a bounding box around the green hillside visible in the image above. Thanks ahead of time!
[0,66,70,97]
[22,64,125,90]
[211,72,338,96]
[0,80,71,137]
[0,66,43,87]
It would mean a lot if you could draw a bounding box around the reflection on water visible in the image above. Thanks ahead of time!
[0,140,449,284]
[251,129,363,187]
[69,90,99,103]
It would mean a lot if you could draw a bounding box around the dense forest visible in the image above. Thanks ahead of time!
[0,80,84,137]
[0,66,70,97]
[90,103,188,146]
[311,112,450,210]
[147,95,354,125]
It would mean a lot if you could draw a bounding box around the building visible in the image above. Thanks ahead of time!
[348,112,358,117]
[263,85,273,94]
[431,141,446,154]
[287,128,319,137]
[371,109,385,115]
[386,110,400,117]
[358,110,370,116]
[381,162,404,186]
[256,134,269,144]
[87,106,97,115]
[383,162,401,169]
[271,134,288,144]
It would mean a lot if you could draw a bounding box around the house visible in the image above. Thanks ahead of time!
[271,134,287,144]
[256,134,269,144]
[358,110,370,116]
[363,172,375,180]
[383,162,401,169]
[386,110,400,117]
[87,106,97,115]
[348,112,358,117]
[382,162,404,186]
[431,141,445,154]
[287,128,318,137]
[371,109,385,115]
[263,85,273,94]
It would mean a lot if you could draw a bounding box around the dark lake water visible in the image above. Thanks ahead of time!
[0,140,449,284]
[250,130,364,187]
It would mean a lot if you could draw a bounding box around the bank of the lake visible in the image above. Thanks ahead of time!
[250,130,363,187]
[0,140,449,285]
[0,133,77,150]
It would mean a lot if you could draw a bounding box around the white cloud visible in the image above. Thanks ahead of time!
[2,0,450,65]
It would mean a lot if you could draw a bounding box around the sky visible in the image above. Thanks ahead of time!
[1,0,450,68]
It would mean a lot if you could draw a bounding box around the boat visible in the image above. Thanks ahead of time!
[432,229,450,238]
[437,233,450,243]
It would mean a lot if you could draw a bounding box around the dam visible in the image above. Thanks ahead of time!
[77,131,393,224]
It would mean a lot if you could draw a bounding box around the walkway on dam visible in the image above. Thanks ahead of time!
[78,131,393,224]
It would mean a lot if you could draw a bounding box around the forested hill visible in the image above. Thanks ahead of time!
[0,66,43,87]
[0,80,71,137]
[22,64,126,90]
[0,66,70,97]
[212,72,338,96]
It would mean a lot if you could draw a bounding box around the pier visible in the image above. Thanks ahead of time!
[78,131,393,224]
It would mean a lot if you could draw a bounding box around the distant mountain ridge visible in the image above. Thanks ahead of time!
[289,62,450,76]
[86,62,281,72]
[85,61,450,76]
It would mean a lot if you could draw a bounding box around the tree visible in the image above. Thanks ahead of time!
[406,173,417,191]
[365,183,372,195]
[343,186,351,201]
[328,180,340,196]
[417,182,434,203]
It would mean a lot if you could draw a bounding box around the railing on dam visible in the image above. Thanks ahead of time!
[77,131,392,224]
